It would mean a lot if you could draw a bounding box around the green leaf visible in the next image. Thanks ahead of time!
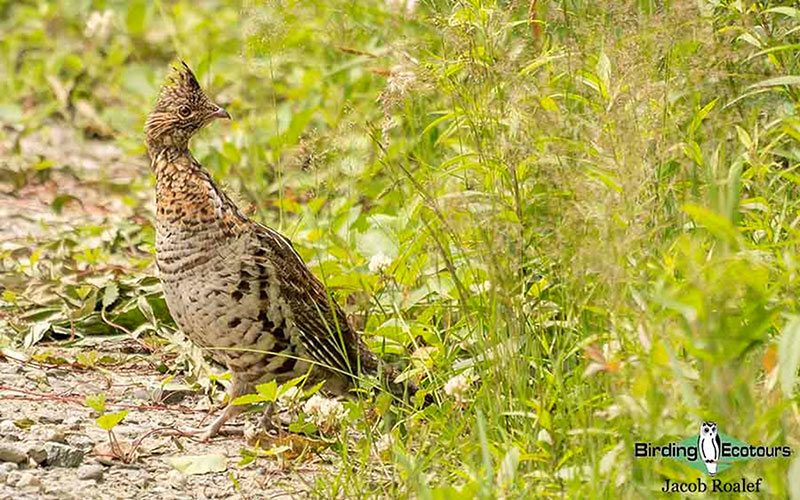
[126,0,147,36]
[96,410,128,430]
[24,321,51,348]
[12,418,34,430]
[137,296,155,324]
[85,394,106,414]
[539,95,558,112]
[231,394,268,406]
[256,380,278,401]
[688,98,719,136]
[169,454,227,475]
[682,203,739,244]
[596,51,611,99]
[431,485,465,500]
[747,76,800,90]
[51,194,80,214]
[304,380,325,397]
[765,7,799,18]
[102,283,119,309]
[779,316,800,399]
[288,413,317,435]
[278,375,307,397]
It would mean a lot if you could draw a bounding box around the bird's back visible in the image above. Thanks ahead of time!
[153,150,377,389]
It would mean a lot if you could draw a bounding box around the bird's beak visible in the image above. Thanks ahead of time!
[210,106,231,120]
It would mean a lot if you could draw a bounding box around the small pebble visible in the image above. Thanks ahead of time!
[167,469,187,489]
[0,463,18,473]
[77,463,105,480]
[0,420,17,437]
[6,470,36,487]
[5,470,21,486]
[63,416,82,430]
[42,428,66,443]
[135,469,152,488]
[25,444,47,465]
[132,390,151,401]
[0,463,14,484]
[110,425,143,437]
[0,444,27,464]
[44,442,84,467]
[39,415,64,425]
[16,472,41,488]
[66,434,95,451]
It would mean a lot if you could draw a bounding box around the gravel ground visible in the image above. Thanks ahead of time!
[0,351,322,499]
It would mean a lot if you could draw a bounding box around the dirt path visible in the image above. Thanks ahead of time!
[0,347,318,499]
[0,124,323,499]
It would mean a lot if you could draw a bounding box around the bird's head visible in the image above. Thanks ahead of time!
[700,422,717,436]
[145,61,230,152]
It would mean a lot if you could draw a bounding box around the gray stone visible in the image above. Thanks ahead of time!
[63,416,82,430]
[41,428,66,443]
[0,420,17,437]
[0,463,13,485]
[0,463,18,473]
[110,425,145,437]
[77,463,105,480]
[5,470,21,486]
[38,415,64,425]
[15,472,40,488]
[167,468,186,489]
[133,469,152,488]
[25,444,47,465]
[0,444,26,464]
[43,442,84,467]
[66,434,95,451]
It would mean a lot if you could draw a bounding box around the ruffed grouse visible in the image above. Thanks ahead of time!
[145,63,413,440]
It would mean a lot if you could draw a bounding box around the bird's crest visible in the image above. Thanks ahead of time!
[153,60,204,108]
[168,61,201,92]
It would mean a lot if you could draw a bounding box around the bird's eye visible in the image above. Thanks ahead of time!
[178,106,192,118]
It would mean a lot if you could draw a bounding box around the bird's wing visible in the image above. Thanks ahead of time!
[248,223,375,378]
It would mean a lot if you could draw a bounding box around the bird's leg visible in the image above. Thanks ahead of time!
[259,401,277,433]
[183,377,247,441]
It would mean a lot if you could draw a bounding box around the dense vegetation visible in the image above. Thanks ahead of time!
[1,0,800,497]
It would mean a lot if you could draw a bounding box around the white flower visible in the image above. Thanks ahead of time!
[84,10,113,41]
[368,253,393,274]
[303,395,348,431]
[444,372,474,404]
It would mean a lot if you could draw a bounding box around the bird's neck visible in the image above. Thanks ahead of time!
[148,144,209,195]
[146,132,189,162]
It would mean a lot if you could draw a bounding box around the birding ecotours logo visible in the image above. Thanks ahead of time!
[634,422,792,492]
[698,421,721,475]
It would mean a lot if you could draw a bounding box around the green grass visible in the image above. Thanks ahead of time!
[2,0,800,497]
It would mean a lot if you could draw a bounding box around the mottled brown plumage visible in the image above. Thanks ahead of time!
[145,63,410,440]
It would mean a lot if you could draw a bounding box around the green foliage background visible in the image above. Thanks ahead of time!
[2,0,800,497]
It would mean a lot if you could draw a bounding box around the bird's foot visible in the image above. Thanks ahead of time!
[182,403,245,441]
[180,422,225,442]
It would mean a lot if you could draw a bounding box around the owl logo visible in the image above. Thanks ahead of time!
[698,421,721,475]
